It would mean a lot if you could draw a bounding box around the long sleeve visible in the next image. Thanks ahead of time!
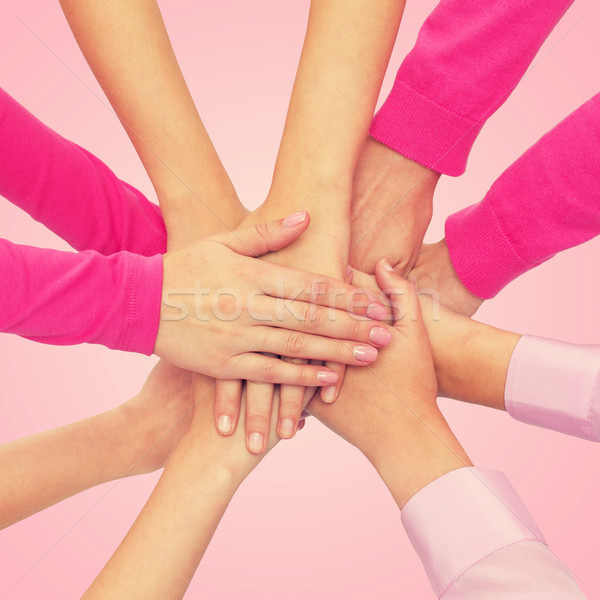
[0,239,162,355]
[505,335,600,441]
[402,467,585,599]
[0,87,166,257]
[369,0,573,176]
[445,93,600,299]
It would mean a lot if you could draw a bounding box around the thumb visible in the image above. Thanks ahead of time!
[213,211,310,257]
[374,258,420,326]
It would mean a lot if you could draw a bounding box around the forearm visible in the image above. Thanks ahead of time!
[265,0,405,252]
[0,407,143,530]
[60,0,243,244]
[425,310,521,411]
[83,434,238,600]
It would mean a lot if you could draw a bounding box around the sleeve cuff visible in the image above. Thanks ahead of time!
[369,80,484,177]
[401,467,546,598]
[445,199,532,299]
[115,252,163,356]
[505,335,600,441]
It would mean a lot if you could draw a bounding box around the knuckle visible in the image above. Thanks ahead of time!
[351,319,365,341]
[285,331,305,355]
[260,361,280,383]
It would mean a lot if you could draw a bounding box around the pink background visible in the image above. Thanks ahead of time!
[1,0,600,597]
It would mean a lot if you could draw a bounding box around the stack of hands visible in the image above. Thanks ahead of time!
[2,0,596,598]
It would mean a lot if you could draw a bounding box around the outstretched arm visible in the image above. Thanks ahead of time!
[59,0,245,248]
[0,361,192,531]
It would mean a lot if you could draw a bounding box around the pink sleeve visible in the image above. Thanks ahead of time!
[0,239,162,355]
[0,87,166,257]
[505,335,600,441]
[402,467,585,599]
[369,0,573,176]
[445,93,600,299]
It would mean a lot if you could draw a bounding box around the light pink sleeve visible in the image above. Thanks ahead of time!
[445,93,600,299]
[0,87,166,257]
[505,335,600,441]
[369,0,573,176]
[402,467,585,599]
[0,239,162,355]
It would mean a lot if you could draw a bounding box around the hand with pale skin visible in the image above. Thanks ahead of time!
[155,213,387,385]
[308,261,472,508]
[83,374,307,600]
[409,239,484,317]
[349,137,440,276]
[214,0,406,452]
[0,360,193,531]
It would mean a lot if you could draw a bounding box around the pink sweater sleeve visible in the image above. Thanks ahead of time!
[505,335,600,442]
[402,468,585,599]
[0,87,166,257]
[0,239,162,355]
[369,0,573,176]
[445,93,600,299]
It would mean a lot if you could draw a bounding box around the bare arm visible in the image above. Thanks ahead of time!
[59,0,245,247]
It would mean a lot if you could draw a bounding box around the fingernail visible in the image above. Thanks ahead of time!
[217,415,232,435]
[353,345,378,363]
[369,326,392,346]
[382,258,394,272]
[280,418,295,438]
[317,370,339,384]
[283,211,307,227]
[322,385,337,403]
[366,303,387,320]
[248,432,264,453]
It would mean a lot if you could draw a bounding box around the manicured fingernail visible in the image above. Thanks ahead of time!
[367,303,387,320]
[369,326,392,346]
[217,415,232,435]
[353,345,378,363]
[248,432,264,453]
[317,370,339,384]
[382,258,394,272]
[322,385,337,403]
[283,211,307,227]
[280,419,294,438]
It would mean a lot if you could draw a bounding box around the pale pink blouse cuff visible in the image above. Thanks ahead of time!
[401,467,546,597]
[505,335,600,441]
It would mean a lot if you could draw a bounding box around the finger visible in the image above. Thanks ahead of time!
[374,259,420,326]
[345,264,353,284]
[257,328,379,366]
[211,211,310,257]
[245,379,275,454]
[319,362,346,404]
[259,267,389,320]
[214,379,242,436]
[249,296,393,347]
[277,358,308,439]
[235,354,339,386]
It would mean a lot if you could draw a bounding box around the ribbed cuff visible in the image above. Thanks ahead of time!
[506,335,600,442]
[402,467,546,598]
[445,200,531,299]
[118,252,163,355]
[369,80,484,177]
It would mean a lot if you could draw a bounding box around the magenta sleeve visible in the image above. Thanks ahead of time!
[402,468,584,599]
[0,239,163,355]
[369,0,574,176]
[0,86,166,257]
[445,93,600,299]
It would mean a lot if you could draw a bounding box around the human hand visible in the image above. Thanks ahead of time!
[154,212,387,385]
[214,205,387,454]
[120,360,193,475]
[349,138,439,276]
[409,239,483,317]
[309,260,471,507]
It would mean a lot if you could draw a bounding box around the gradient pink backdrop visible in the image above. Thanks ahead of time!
[1,1,600,597]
